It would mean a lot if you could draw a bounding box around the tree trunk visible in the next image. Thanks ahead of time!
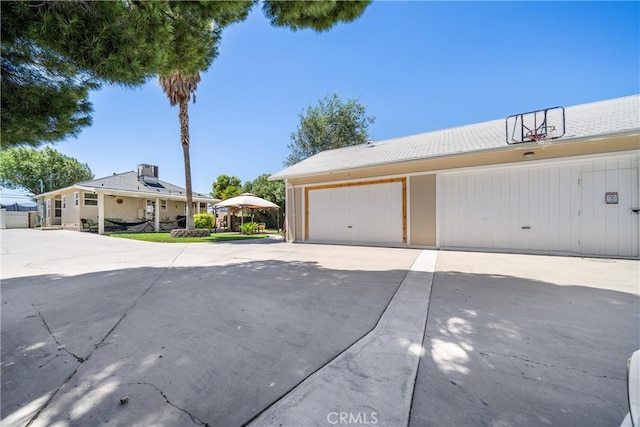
[179,97,194,230]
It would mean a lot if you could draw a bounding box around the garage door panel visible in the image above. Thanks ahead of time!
[569,164,582,253]
[618,169,637,256]
[582,167,639,257]
[307,181,403,244]
[441,161,638,257]
[480,173,492,246]
[548,167,561,251]
[604,169,620,255]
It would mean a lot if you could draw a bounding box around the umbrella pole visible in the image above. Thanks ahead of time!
[241,207,244,234]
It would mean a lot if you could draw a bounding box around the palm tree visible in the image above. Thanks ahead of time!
[154,1,370,234]
[158,70,200,230]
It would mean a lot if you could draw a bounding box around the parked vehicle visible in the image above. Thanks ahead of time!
[622,350,640,427]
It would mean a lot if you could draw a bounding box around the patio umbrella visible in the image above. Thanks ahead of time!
[214,193,279,233]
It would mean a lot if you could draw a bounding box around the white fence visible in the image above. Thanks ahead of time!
[0,210,31,229]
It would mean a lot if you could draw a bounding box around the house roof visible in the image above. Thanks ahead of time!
[270,94,640,180]
[38,171,217,201]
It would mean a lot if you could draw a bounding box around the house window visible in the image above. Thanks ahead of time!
[160,200,167,211]
[62,196,66,209]
[46,199,51,218]
[74,192,79,207]
[84,193,98,206]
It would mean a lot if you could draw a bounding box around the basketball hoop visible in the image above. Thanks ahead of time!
[527,126,556,148]
[506,106,565,146]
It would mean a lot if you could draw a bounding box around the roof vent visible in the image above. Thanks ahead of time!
[365,138,374,148]
[137,164,159,179]
[138,164,162,187]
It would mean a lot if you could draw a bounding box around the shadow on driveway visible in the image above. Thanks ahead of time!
[2,259,408,427]
[410,270,639,427]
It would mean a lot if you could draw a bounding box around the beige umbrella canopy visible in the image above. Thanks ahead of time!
[214,193,279,232]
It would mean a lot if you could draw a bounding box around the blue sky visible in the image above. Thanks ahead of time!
[2,1,638,203]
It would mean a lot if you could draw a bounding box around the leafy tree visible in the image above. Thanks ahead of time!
[246,174,285,210]
[1,40,97,148]
[0,147,93,195]
[211,175,244,201]
[285,93,376,166]
[262,1,373,31]
[1,1,173,148]
[242,173,285,229]
[3,1,372,229]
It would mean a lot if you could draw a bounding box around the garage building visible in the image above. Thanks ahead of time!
[270,95,640,258]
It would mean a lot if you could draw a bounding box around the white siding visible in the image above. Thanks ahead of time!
[307,182,403,244]
[440,157,639,257]
[580,167,638,257]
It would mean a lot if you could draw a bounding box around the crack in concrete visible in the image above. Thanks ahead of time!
[479,351,553,368]
[479,351,624,380]
[33,304,85,363]
[25,246,190,427]
[38,353,60,368]
[126,382,209,426]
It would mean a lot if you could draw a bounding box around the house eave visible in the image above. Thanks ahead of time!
[36,185,218,203]
[269,129,640,181]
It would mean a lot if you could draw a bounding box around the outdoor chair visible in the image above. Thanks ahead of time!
[81,218,98,232]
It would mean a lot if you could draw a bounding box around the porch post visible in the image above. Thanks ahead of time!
[98,193,105,234]
[155,197,160,232]
[285,181,292,242]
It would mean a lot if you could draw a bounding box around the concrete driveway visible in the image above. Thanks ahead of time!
[1,230,419,426]
[410,251,639,427]
[2,229,638,427]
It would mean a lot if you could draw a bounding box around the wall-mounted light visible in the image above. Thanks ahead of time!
[523,151,535,158]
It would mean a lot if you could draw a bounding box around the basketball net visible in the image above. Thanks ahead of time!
[528,126,556,149]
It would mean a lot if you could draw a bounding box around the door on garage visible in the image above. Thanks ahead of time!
[580,168,638,256]
[440,159,639,257]
[306,179,406,244]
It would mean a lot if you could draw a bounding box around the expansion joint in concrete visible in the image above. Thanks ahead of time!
[247,250,438,427]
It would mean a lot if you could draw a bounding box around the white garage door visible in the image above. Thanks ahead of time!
[440,159,639,257]
[307,180,405,244]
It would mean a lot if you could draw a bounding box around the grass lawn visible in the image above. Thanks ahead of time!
[110,232,270,243]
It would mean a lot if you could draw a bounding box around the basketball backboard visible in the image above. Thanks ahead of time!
[506,106,565,145]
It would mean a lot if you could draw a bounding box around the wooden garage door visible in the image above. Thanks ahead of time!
[440,160,639,257]
[306,179,406,244]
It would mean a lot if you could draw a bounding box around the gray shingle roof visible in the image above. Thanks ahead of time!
[271,94,639,180]
[77,171,214,200]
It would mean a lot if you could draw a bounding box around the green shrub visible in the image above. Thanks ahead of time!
[240,221,258,234]
[194,213,214,229]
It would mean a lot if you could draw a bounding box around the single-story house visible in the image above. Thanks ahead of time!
[36,164,219,234]
[270,95,640,258]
